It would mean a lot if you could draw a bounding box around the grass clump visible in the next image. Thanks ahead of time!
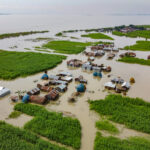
[0,50,66,80]
[89,94,150,134]
[112,31,125,36]
[0,121,67,150]
[96,120,119,134]
[0,31,49,39]
[94,132,150,150]
[81,33,114,40]
[118,57,150,66]
[8,111,22,118]
[56,32,63,36]
[124,41,150,51]
[14,103,81,149]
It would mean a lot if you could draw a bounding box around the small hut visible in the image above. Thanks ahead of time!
[22,94,30,103]
[76,84,86,92]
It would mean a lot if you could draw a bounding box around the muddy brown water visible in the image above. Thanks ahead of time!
[0,34,150,149]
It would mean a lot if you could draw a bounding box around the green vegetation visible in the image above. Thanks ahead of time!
[34,49,51,53]
[96,120,119,134]
[24,48,31,50]
[8,111,22,118]
[81,33,114,40]
[0,50,66,80]
[43,40,88,54]
[42,40,113,54]
[84,28,100,32]
[62,30,78,33]
[70,36,79,39]
[0,31,49,39]
[56,32,63,36]
[0,121,67,150]
[113,30,150,39]
[112,31,125,36]
[89,94,150,134]
[124,41,150,51]
[118,57,150,66]
[94,132,150,150]
[15,103,81,149]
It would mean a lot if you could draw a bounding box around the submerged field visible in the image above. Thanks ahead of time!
[112,30,150,39]
[118,57,150,66]
[81,33,114,40]
[0,31,49,39]
[124,41,150,51]
[15,103,81,149]
[42,40,111,54]
[89,94,150,134]
[0,121,67,150]
[43,40,88,54]
[0,50,66,80]
[94,132,150,150]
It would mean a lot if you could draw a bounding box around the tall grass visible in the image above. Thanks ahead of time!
[118,57,150,66]
[113,30,150,39]
[124,41,150,51]
[15,103,81,149]
[81,33,114,40]
[42,40,112,54]
[0,50,66,80]
[0,31,49,39]
[96,120,119,134]
[94,132,150,150]
[0,121,67,150]
[89,94,150,134]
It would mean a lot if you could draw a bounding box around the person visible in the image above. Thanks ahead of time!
[41,70,49,80]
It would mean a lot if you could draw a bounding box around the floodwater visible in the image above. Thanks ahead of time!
[0,14,150,150]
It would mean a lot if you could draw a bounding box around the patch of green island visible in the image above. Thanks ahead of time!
[0,31,49,39]
[118,57,150,66]
[0,50,66,80]
[0,121,67,150]
[113,30,150,39]
[96,120,119,134]
[89,94,150,134]
[124,41,150,51]
[14,103,81,149]
[34,49,52,53]
[94,132,150,150]
[42,40,112,54]
[81,33,114,40]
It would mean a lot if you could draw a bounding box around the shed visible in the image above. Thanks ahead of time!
[104,82,116,89]
[0,87,10,98]
[92,66,101,73]
[56,84,67,92]
[49,75,60,80]
[122,82,130,89]
[45,89,59,100]
[111,78,124,84]
[30,95,47,104]
[82,63,92,71]
[103,47,112,51]
[27,87,40,95]
[57,72,72,77]
[61,76,73,82]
